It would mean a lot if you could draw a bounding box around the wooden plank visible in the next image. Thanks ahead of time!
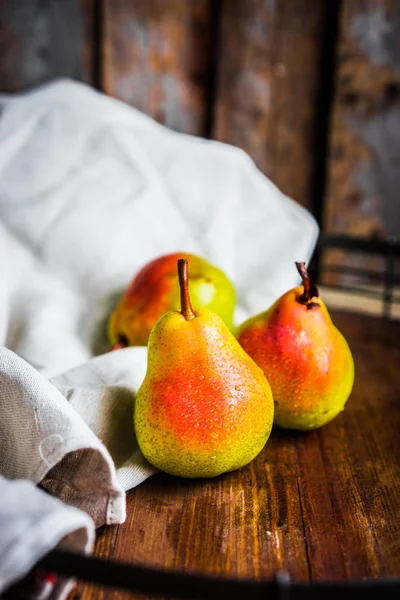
[212,0,327,209]
[73,311,400,599]
[323,0,400,287]
[0,0,94,92]
[85,433,309,584]
[317,312,400,579]
[102,0,212,136]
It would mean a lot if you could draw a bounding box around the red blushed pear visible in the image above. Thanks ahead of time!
[236,262,355,431]
[108,252,236,348]
[134,259,274,478]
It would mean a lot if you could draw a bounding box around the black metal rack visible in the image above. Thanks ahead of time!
[309,233,400,319]
[16,546,400,600]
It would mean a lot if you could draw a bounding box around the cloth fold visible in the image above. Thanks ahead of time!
[0,347,128,527]
[0,475,95,600]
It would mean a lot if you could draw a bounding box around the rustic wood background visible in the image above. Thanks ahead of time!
[0,0,399,288]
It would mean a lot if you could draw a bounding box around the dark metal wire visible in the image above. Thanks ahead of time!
[11,548,394,600]
[308,234,400,318]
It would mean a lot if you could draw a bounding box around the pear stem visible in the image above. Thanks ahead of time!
[178,259,195,320]
[295,262,319,303]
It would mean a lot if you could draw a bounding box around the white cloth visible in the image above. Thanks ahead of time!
[0,79,318,527]
[0,474,95,599]
[0,345,155,527]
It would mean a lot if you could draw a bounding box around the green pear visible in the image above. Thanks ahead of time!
[108,252,236,347]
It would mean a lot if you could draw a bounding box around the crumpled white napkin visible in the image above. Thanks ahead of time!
[0,79,318,530]
[0,474,95,600]
[0,345,154,528]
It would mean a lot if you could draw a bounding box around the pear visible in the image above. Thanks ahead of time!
[134,259,274,478]
[236,262,354,431]
[108,252,236,348]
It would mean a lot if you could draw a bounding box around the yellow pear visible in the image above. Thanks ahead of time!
[135,259,274,477]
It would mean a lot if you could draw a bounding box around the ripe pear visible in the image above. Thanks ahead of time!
[134,259,274,478]
[108,252,236,348]
[236,263,354,431]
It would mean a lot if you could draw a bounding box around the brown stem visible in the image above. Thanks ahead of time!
[295,262,319,303]
[177,258,195,320]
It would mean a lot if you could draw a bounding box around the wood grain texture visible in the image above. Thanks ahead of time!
[212,0,326,209]
[0,0,94,93]
[323,0,400,286]
[102,0,212,135]
[73,311,400,599]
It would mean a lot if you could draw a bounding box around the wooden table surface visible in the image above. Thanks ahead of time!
[76,310,400,599]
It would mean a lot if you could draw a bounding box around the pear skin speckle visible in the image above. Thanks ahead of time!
[134,309,274,478]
